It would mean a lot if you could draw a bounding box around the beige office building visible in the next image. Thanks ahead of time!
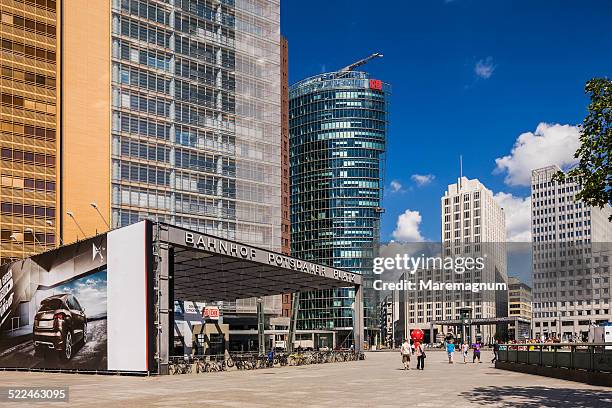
[405,177,508,343]
[531,165,612,341]
[508,276,532,340]
[1,0,59,264]
[2,1,286,263]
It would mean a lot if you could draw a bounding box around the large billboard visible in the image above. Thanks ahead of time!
[0,221,151,373]
[0,236,108,370]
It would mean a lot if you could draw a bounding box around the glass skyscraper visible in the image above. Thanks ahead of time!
[110,0,282,251]
[289,70,389,347]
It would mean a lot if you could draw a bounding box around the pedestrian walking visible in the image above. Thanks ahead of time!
[472,341,482,363]
[267,349,275,368]
[491,340,500,363]
[461,341,469,364]
[400,339,411,370]
[446,340,455,364]
[415,342,426,370]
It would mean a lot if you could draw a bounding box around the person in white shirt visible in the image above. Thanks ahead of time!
[461,342,469,364]
[400,339,411,370]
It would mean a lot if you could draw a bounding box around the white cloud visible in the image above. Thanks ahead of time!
[474,57,496,79]
[58,274,107,318]
[392,210,425,242]
[494,123,580,186]
[494,192,532,242]
[411,174,435,186]
[390,180,403,193]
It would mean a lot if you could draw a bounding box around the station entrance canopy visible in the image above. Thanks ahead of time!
[165,225,361,301]
[0,221,363,375]
[156,222,364,374]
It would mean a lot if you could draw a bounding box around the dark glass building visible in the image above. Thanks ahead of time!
[290,70,389,347]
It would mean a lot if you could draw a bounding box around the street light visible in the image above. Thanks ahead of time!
[44,220,64,246]
[90,202,110,229]
[24,228,45,250]
[9,229,46,256]
[66,211,87,240]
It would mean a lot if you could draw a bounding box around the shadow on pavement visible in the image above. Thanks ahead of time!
[460,386,612,408]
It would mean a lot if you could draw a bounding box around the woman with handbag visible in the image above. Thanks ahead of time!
[415,342,426,370]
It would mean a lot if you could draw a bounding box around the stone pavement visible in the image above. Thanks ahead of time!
[0,350,610,407]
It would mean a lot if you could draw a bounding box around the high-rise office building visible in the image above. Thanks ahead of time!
[406,177,507,343]
[442,177,508,333]
[380,292,400,348]
[1,0,59,264]
[1,1,284,323]
[531,165,612,341]
[508,276,532,340]
[59,0,282,254]
[290,66,389,347]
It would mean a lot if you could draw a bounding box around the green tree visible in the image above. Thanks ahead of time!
[554,78,612,220]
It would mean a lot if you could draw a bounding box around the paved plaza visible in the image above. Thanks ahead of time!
[0,350,610,407]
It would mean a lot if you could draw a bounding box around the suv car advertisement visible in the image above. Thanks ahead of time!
[0,236,108,371]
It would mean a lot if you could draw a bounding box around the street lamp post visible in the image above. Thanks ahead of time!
[90,202,110,230]
[9,231,43,255]
[66,211,87,240]
[24,228,45,251]
[45,220,64,246]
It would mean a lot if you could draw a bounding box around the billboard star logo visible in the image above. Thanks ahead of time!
[93,242,105,262]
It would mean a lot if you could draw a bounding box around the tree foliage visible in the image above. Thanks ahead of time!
[553,78,612,221]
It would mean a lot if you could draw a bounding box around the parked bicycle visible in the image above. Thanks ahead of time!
[184,350,364,373]
[194,354,230,373]
[168,356,193,375]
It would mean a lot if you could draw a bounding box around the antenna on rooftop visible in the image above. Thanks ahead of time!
[459,155,463,189]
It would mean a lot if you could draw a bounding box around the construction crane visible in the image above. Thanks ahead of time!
[339,52,383,73]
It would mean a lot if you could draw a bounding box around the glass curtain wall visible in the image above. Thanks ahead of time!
[110,0,281,252]
[290,71,389,346]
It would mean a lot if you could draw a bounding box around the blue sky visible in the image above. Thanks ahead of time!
[282,0,612,243]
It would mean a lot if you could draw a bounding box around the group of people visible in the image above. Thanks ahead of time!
[445,339,486,364]
[400,337,501,369]
[400,338,426,370]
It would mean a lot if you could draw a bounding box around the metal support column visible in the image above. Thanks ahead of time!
[354,284,364,352]
[288,292,300,352]
[157,242,173,375]
[429,323,434,345]
[514,320,519,341]
[257,298,265,356]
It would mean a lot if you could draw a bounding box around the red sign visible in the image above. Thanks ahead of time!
[369,79,382,91]
[202,306,220,320]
